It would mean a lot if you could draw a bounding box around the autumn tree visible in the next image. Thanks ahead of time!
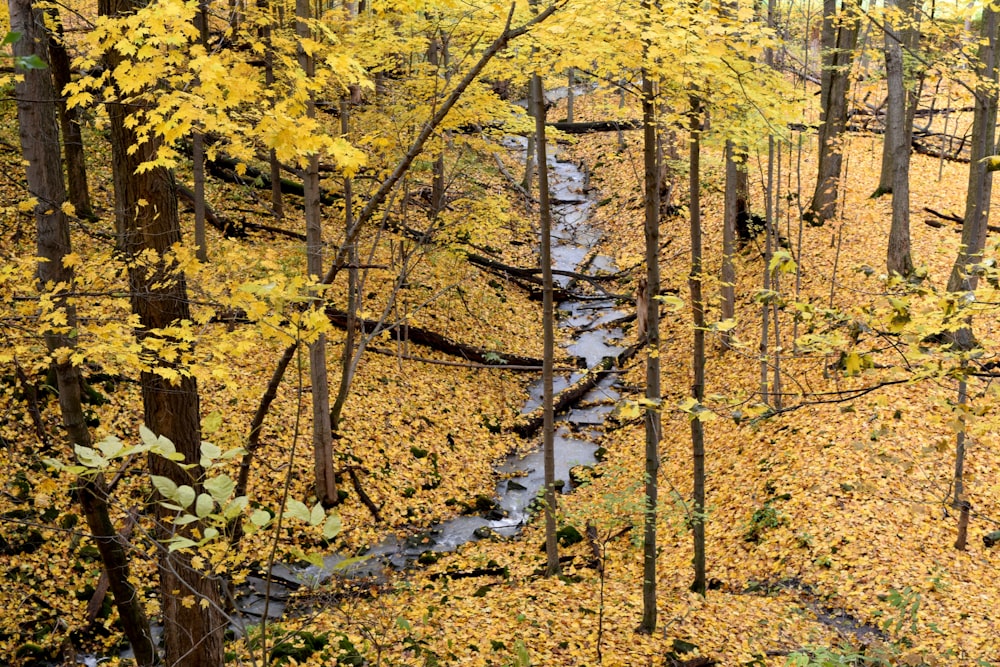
[531,69,560,577]
[7,3,158,663]
[947,3,999,310]
[882,0,918,276]
[806,0,859,225]
[97,0,225,660]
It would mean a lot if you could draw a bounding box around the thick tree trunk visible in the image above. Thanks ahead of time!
[948,7,999,295]
[876,0,920,195]
[532,72,560,578]
[99,0,225,662]
[946,5,999,351]
[11,3,157,662]
[807,0,859,225]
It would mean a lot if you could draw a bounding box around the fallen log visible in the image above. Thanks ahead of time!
[205,152,343,205]
[924,207,1000,234]
[466,252,622,297]
[513,341,640,438]
[548,119,642,134]
[175,182,245,238]
[325,307,555,368]
[366,345,579,372]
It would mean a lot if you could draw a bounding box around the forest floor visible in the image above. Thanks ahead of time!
[1,81,999,667]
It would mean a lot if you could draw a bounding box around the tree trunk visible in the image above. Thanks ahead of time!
[877,0,920,196]
[297,0,338,506]
[640,62,661,633]
[260,0,284,219]
[953,378,969,550]
[720,142,738,349]
[331,98,358,432]
[566,67,575,122]
[99,0,225,661]
[191,0,209,262]
[45,11,93,220]
[883,0,914,276]
[947,5,999,298]
[688,96,706,596]
[807,0,859,225]
[532,72,560,578]
[11,3,158,662]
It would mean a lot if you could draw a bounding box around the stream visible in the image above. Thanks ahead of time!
[231,135,630,621]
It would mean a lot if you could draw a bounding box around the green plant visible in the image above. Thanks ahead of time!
[785,644,868,666]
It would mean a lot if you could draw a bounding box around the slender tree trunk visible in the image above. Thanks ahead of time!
[296,0,338,506]
[191,0,209,262]
[45,11,93,220]
[883,0,913,275]
[429,33,450,219]
[261,0,284,219]
[720,142,738,349]
[331,99,358,432]
[953,378,970,550]
[566,67,575,122]
[688,96,706,596]
[807,0,859,225]
[12,3,158,662]
[531,72,560,577]
[640,63,661,632]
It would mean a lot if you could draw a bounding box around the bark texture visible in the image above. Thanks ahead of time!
[99,0,225,661]
[807,0,859,225]
[11,2,157,662]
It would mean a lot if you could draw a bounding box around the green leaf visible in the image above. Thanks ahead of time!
[195,493,214,518]
[200,441,221,467]
[204,474,234,502]
[17,54,47,70]
[75,445,107,469]
[331,554,367,571]
[151,474,179,501]
[309,502,325,527]
[173,514,200,526]
[323,512,342,540]
[167,537,198,552]
[139,424,159,447]
[250,508,272,527]
[290,547,324,568]
[223,496,248,520]
[176,485,196,509]
[285,499,311,522]
[201,411,223,435]
[2,31,22,48]
[202,527,219,542]
[96,435,124,459]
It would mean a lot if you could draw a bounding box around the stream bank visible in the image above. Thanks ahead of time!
[231,135,632,621]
